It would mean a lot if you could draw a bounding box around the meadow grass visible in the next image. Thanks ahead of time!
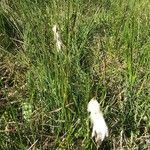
[0,0,150,149]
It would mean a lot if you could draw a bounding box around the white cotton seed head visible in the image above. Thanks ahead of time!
[88,98,108,145]
[87,97,100,113]
[56,40,62,51]
[52,24,62,51]
[52,25,57,33]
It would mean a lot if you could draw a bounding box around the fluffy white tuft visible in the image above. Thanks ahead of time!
[52,25,62,51]
[88,98,108,145]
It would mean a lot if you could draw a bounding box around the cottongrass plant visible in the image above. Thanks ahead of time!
[0,0,149,149]
[88,98,108,147]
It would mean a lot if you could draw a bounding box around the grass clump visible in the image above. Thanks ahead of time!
[0,0,149,149]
